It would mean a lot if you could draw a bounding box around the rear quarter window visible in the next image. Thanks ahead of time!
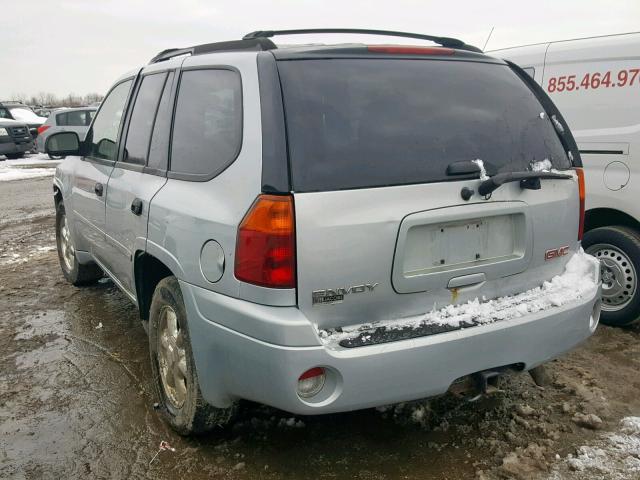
[169,69,242,179]
[277,59,571,192]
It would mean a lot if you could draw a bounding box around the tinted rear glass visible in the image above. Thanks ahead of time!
[277,59,571,192]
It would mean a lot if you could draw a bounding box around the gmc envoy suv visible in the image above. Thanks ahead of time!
[48,29,602,435]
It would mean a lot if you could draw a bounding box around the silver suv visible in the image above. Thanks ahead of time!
[48,29,602,435]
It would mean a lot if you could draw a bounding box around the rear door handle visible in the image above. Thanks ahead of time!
[94,182,104,196]
[131,198,143,216]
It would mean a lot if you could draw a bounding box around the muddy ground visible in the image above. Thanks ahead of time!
[1,175,640,480]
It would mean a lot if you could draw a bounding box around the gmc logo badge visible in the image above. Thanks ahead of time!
[545,246,569,260]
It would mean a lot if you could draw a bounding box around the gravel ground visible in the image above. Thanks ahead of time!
[1,175,639,480]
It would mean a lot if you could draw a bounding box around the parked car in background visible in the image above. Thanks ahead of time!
[0,118,34,159]
[492,32,640,327]
[37,107,97,158]
[32,106,52,118]
[0,101,47,141]
[49,29,601,435]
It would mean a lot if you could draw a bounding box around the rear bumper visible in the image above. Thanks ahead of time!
[182,280,601,415]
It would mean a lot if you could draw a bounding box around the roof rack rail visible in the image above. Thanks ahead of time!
[243,28,482,52]
[149,37,277,64]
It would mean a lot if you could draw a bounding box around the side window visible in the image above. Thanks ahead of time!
[88,80,132,161]
[65,110,89,126]
[56,112,68,126]
[170,69,242,177]
[0,108,10,119]
[87,110,96,125]
[122,73,167,165]
[147,71,175,171]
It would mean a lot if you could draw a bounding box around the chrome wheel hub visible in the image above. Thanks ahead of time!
[158,306,187,409]
[59,214,75,272]
[586,243,637,311]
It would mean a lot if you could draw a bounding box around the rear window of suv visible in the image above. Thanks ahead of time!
[277,59,571,192]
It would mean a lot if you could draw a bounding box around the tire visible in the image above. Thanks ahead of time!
[48,153,66,160]
[56,201,103,285]
[583,225,640,326]
[5,153,24,160]
[149,276,235,435]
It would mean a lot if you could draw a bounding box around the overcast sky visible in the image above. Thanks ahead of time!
[2,0,638,98]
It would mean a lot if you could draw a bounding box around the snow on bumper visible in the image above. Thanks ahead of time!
[319,249,601,348]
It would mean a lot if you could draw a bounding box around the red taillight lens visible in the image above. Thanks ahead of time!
[367,45,455,55]
[235,194,296,288]
[576,168,585,240]
[37,125,50,135]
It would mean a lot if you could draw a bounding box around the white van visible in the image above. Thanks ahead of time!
[491,32,640,327]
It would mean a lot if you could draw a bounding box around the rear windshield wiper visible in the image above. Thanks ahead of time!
[478,171,572,197]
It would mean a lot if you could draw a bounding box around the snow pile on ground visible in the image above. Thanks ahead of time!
[0,154,60,182]
[319,249,599,346]
[0,244,56,266]
[548,417,640,479]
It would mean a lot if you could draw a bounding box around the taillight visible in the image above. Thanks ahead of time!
[367,45,455,55]
[576,168,585,240]
[235,194,296,288]
[37,125,50,135]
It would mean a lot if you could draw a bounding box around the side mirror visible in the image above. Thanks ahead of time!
[46,131,81,156]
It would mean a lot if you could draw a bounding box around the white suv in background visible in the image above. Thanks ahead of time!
[493,32,640,326]
[36,107,97,158]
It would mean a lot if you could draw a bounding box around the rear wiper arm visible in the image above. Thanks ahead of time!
[478,171,572,197]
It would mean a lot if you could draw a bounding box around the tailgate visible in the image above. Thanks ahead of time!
[295,177,580,330]
[277,55,580,330]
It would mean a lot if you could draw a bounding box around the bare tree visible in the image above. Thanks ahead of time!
[5,91,103,108]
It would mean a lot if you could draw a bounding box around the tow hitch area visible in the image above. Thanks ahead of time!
[448,366,521,402]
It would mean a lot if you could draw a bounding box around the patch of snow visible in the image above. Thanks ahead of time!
[278,417,305,428]
[0,153,59,182]
[549,417,640,479]
[8,108,46,123]
[472,159,489,180]
[319,249,599,346]
[0,243,56,266]
[530,159,553,172]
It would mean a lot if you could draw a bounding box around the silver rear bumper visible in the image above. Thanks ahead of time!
[182,280,601,415]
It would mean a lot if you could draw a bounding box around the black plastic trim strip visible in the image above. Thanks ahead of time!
[579,150,624,155]
[257,52,290,193]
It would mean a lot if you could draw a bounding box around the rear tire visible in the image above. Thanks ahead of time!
[149,276,235,435]
[56,201,103,285]
[5,153,24,159]
[583,226,640,326]
[48,153,66,160]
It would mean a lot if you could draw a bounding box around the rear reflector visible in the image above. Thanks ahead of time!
[235,194,296,288]
[367,45,455,55]
[37,125,50,135]
[297,367,326,398]
[576,168,585,240]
